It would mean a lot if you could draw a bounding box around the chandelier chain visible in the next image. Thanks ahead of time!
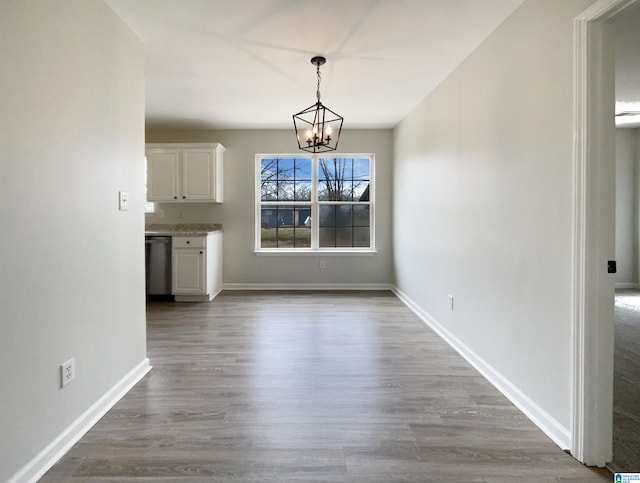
[316,63,321,102]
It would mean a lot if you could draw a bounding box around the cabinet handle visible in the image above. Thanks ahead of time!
[186,241,190,244]
[199,251,203,254]
[182,196,186,199]
[174,196,177,199]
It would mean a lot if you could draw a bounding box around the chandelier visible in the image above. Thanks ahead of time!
[293,56,343,153]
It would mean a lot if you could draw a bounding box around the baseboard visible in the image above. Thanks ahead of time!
[174,287,223,302]
[615,282,638,289]
[223,283,392,291]
[10,358,152,483]
[391,286,571,450]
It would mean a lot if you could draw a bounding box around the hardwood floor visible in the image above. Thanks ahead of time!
[612,291,640,472]
[42,291,610,482]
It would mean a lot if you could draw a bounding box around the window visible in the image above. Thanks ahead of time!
[256,154,374,252]
[144,156,155,213]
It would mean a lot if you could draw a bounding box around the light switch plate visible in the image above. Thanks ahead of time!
[119,191,129,211]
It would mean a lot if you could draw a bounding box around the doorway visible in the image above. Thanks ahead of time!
[611,6,640,465]
[572,0,639,467]
[572,0,640,468]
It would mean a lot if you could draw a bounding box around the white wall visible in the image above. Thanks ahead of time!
[615,128,639,286]
[145,129,394,287]
[393,0,595,447]
[0,1,146,481]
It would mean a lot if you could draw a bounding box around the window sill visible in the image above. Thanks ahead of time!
[254,249,376,257]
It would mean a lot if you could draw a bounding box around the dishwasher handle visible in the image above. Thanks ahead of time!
[145,237,171,244]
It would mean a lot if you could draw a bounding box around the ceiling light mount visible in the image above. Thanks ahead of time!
[310,56,326,67]
[293,56,343,153]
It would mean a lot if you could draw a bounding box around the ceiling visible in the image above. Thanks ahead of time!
[104,0,640,131]
[104,0,525,130]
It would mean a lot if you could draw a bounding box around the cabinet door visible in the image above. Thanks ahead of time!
[172,249,206,294]
[147,149,180,201]
[182,149,215,201]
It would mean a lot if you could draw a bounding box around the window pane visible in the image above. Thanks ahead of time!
[295,181,311,201]
[278,207,294,249]
[261,181,277,201]
[283,207,296,226]
[318,183,329,201]
[261,157,312,184]
[261,208,277,248]
[336,205,352,226]
[353,158,370,180]
[277,158,295,179]
[318,158,353,201]
[261,208,275,228]
[260,159,278,181]
[295,207,311,226]
[295,159,312,180]
[261,206,311,248]
[319,205,335,226]
[294,226,311,247]
[318,181,353,201]
[318,158,337,181]
[353,181,369,201]
[319,227,335,247]
[317,204,369,248]
[353,227,370,247]
[336,227,353,247]
[342,182,355,201]
[277,181,294,201]
[353,205,370,226]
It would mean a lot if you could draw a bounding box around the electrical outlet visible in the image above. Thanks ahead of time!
[60,358,75,387]
[319,260,326,269]
[448,294,454,310]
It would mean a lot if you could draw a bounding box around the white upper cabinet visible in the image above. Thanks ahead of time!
[182,149,215,200]
[146,149,179,201]
[146,143,225,202]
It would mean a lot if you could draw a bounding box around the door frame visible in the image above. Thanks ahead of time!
[572,0,637,465]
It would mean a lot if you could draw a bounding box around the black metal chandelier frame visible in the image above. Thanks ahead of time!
[293,56,343,153]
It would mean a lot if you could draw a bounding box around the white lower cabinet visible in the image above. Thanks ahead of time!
[172,232,222,302]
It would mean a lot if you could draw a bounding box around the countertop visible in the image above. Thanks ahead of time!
[145,223,222,237]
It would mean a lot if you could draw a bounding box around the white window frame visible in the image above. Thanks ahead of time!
[255,153,376,255]
[144,155,156,214]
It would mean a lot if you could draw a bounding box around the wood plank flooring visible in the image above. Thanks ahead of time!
[612,291,640,472]
[42,291,611,482]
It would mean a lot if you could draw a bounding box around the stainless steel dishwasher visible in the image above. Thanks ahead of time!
[145,236,172,296]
